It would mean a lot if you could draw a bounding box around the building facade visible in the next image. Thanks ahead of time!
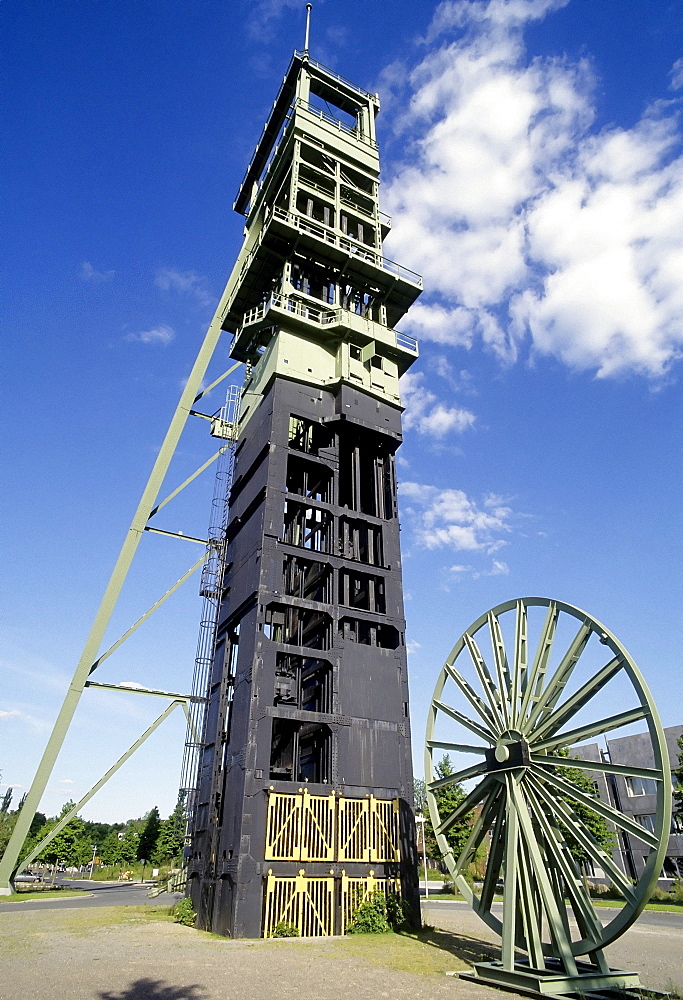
[186,50,422,937]
[575,725,683,882]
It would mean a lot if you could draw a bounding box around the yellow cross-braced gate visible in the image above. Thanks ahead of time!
[265,790,336,861]
[339,870,401,933]
[264,869,335,937]
[337,796,370,862]
[370,795,400,862]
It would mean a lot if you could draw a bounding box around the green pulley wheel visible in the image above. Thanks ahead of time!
[424,597,670,973]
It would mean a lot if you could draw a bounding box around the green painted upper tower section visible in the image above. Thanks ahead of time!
[215,50,422,426]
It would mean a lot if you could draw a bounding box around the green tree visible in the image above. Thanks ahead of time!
[137,807,161,862]
[422,755,472,864]
[153,799,186,864]
[413,778,427,814]
[33,803,87,866]
[555,749,616,868]
[116,827,140,867]
[1,787,12,816]
[99,828,123,866]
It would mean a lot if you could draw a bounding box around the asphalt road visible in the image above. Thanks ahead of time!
[0,879,182,913]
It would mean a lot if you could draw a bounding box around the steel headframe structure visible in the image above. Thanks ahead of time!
[0,276,243,894]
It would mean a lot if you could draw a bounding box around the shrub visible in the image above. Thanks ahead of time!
[385,893,412,930]
[347,891,391,934]
[588,882,609,897]
[669,880,683,904]
[173,897,197,926]
[273,920,300,937]
[649,886,671,902]
[440,874,459,896]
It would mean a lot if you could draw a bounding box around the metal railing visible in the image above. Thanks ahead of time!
[294,98,379,150]
[270,206,423,287]
[240,290,419,355]
[294,52,378,103]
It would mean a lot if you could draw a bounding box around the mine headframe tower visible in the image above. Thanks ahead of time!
[187,46,423,937]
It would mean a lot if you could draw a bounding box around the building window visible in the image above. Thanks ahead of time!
[634,813,656,834]
[625,776,658,796]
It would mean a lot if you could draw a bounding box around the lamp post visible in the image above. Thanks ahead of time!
[89,845,97,879]
[415,813,429,900]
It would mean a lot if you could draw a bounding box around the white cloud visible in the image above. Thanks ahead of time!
[384,0,683,379]
[80,261,115,283]
[155,268,214,309]
[246,0,311,41]
[125,324,175,346]
[400,481,514,553]
[400,371,475,437]
[670,59,683,92]
[0,709,21,721]
[449,558,510,579]
[406,640,421,655]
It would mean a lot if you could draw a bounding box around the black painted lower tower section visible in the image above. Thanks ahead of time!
[187,376,417,936]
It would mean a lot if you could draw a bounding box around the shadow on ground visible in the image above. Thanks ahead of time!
[403,926,501,966]
[99,981,207,1000]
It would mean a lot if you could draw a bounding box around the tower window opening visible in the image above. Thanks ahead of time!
[340,211,375,248]
[339,517,383,566]
[269,719,332,783]
[296,190,335,229]
[340,617,399,649]
[274,654,332,713]
[287,455,332,503]
[290,261,335,305]
[339,431,395,519]
[282,501,332,553]
[288,415,332,455]
[340,569,386,614]
[299,142,336,176]
[307,90,358,132]
[341,283,378,320]
[266,605,332,650]
[298,162,335,197]
[283,554,332,604]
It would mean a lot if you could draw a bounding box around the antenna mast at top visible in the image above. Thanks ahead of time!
[304,3,312,52]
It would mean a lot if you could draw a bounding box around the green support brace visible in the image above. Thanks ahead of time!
[0,315,240,892]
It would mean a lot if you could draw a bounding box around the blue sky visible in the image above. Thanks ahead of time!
[2,0,682,824]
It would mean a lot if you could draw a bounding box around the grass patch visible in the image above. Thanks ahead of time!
[591,900,683,913]
[330,926,494,977]
[423,896,683,913]
[4,889,88,902]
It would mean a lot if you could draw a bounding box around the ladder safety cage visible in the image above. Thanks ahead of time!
[179,385,242,840]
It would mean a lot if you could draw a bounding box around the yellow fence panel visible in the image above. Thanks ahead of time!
[265,792,302,860]
[337,796,370,862]
[264,870,335,937]
[301,789,336,861]
[339,870,402,933]
[370,795,400,862]
[266,791,401,864]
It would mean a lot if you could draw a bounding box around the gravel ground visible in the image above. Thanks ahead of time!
[2,901,680,1000]
[0,905,511,1000]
